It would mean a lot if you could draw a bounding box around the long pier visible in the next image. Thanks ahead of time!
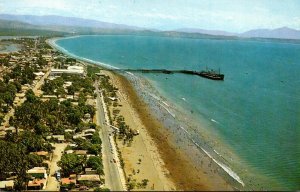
[107,68,197,75]
[104,68,225,80]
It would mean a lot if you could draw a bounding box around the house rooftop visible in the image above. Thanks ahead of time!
[61,177,76,185]
[0,180,14,189]
[30,151,49,156]
[46,135,64,141]
[77,174,100,182]
[83,129,96,133]
[27,179,46,187]
[27,167,47,174]
[74,150,88,155]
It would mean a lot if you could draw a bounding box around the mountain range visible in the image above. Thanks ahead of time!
[0,14,300,40]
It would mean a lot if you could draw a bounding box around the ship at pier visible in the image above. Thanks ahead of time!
[196,68,224,80]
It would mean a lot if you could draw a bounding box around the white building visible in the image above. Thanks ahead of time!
[50,65,85,76]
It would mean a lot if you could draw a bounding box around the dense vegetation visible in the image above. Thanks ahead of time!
[58,153,86,176]
[42,74,95,96]
[0,62,37,123]
[0,130,52,190]
[3,64,35,85]
[10,90,95,135]
[0,80,19,117]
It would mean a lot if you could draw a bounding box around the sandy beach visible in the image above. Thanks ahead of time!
[103,71,234,191]
[102,70,175,191]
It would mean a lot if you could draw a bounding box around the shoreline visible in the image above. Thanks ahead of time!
[124,73,237,190]
[111,72,233,190]
[102,70,176,190]
[47,36,236,190]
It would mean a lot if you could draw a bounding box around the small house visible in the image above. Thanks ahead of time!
[77,174,101,184]
[27,179,46,190]
[74,150,88,156]
[65,129,75,133]
[83,133,93,139]
[85,168,97,175]
[61,177,76,186]
[65,150,74,154]
[0,180,14,191]
[30,151,50,160]
[83,129,96,134]
[46,135,65,143]
[27,167,47,179]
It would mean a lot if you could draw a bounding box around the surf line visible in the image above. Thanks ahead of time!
[191,138,245,187]
[158,103,176,118]
[146,92,176,118]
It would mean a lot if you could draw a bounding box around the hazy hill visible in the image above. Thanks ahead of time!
[176,28,237,37]
[0,14,300,40]
[240,27,300,40]
[0,19,68,36]
[176,27,300,40]
[0,14,144,31]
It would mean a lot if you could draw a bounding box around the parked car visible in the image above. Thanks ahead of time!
[56,171,61,180]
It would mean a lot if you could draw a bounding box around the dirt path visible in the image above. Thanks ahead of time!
[45,143,67,191]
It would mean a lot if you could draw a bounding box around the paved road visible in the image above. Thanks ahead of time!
[94,82,125,191]
[45,143,67,191]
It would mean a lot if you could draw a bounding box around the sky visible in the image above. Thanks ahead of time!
[0,0,300,32]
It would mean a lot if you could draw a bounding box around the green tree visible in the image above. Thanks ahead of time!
[34,122,50,136]
[58,154,86,176]
[0,115,3,125]
[141,179,149,187]
[25,89,38,103]
[27,154,43,168]
[67,108,82,125]
[86,156,103,175]
[56,86,66,97]
[0,141,29,190]
[2,91,14,106]
[91,132,101,144]
[19,131,51,152]
[94,187,110,192]
[14,81,22,92]
[67,85,76,96]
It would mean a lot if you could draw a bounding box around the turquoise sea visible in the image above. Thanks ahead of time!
[55,35,300,190]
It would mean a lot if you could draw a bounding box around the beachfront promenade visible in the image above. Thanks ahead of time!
[94,82,126,191]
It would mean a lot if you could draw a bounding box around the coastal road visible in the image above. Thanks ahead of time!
[94,82,126,191]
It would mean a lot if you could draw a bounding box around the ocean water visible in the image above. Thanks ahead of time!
[55,35,300,190]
